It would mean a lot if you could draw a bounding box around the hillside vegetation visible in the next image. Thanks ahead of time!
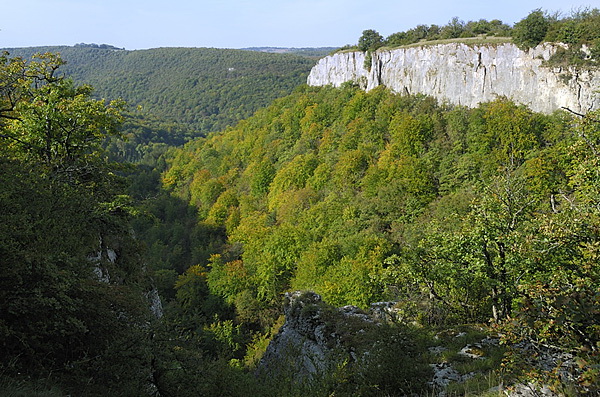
[0,53,155,395]
[162,84,599,393]
[4,46,315,135]
[2,8,600,396]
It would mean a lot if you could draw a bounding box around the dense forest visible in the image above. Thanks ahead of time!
[1,8,600,397]
[0,53,156,395]
[162,84,599,388]
[4,46,316,137]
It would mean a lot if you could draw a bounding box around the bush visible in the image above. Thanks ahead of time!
[512,9,549,49]
[358,29,383,52]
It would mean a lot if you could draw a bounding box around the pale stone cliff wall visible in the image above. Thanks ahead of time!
[307,43,600,114]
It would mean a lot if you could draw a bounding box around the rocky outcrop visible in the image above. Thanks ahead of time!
[88,237,164,319]
[307,43,600,114]
[258,291,400,380]
[258,292,330,378]
[260,293,579,396]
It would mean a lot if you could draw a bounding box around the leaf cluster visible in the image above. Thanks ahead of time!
[514,7,600,65]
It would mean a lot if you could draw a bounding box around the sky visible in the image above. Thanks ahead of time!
[2,0,597,50]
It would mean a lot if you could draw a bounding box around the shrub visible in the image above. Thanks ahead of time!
[512,9,549,49]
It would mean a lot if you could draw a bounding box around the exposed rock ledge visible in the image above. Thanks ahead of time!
[259,292,575,396]
[307,43,600,114]
[257,291,404,380]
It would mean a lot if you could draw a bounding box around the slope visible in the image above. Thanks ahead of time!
[4,46,316,134]
[162,84,599,393]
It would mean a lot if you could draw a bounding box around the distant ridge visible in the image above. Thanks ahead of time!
[73,43,125,50]
[2,45,316,133]
[241,47,336,57]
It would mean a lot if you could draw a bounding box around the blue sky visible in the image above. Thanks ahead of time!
[2,0,597,49]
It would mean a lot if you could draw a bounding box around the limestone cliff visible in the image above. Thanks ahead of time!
[307,43,600,114]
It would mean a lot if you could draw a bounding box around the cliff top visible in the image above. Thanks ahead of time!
[335,35,513,54]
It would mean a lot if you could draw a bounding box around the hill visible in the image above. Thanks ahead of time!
[2,9,599,394]
[3,46,316,135]
[161,84,599,394]
[241,47,336,57]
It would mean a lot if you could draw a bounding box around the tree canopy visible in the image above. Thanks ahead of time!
[358,29,384,52]
[512,9,550,48]
[160,83,599,392]
[347,7,600,61]
[0,52,154,395]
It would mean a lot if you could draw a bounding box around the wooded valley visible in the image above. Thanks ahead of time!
[0,8,599,396]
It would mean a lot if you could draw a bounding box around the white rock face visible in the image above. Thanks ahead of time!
[307,43,600,114]
[146,288,164,319]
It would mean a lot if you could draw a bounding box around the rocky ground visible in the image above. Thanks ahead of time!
[258,291,575,396]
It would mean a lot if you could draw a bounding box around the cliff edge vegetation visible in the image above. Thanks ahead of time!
[342,8,600,67]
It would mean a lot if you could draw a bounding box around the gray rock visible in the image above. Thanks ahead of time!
[428,346,448,355]
[458,344,485,359]
[369,301,402,323]
[146,288,164,319]
[258,291,389,381]
[429,363,462,387]
[507,382,560,397]
[308,43,600,114]
[258,291,331,379]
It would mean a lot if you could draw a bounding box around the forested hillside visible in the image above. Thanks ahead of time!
[2,8,600,396]
[162,84,599,394]
[4,46,315,135]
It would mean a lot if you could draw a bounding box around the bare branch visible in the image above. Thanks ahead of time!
[0,133,35,150]
[561,107,600,122]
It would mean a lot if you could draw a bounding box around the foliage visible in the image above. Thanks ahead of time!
[348,8,600,63]
[0,52,153,394]
[4,46,315,136]
[545,8,600,66]
[161,79,599,392]
[354,17,512,50]
[4,30,600,393]
[545,8,600,45]
[358,29,384,52]
[512,9,550,49]
[0,52,125,178]
[499,110,600,394]
[164,87,544,320]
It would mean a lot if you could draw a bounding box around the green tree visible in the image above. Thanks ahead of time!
[441,17,466,39]
[512,9,550,49]
[0,52,150,393]
[1,53,124,177]
[502,111,600,393]
[358,29,384,52]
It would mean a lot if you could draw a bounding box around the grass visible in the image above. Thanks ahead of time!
[426,324,509,396]
[0,376,64,397]
[333,36,514,55]
[445,371,505,396]
[381,36,513,51]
